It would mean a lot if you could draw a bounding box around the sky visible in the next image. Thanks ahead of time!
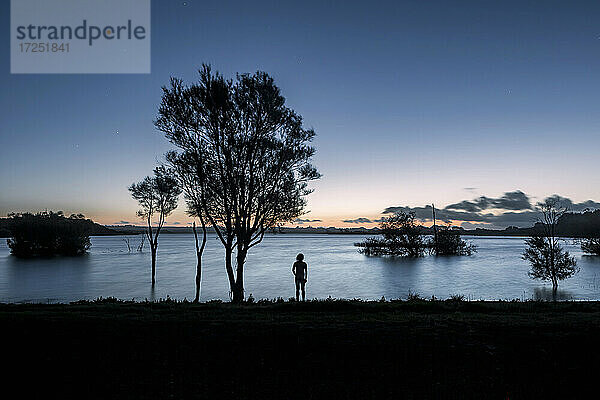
[1,0,600,228]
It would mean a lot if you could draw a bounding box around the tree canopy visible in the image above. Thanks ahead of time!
[523,199,578,296]
[129,166,181,285]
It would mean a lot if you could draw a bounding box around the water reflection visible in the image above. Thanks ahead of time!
[581,255,600,264]
[533,287,574,301]
[6,254,90,303]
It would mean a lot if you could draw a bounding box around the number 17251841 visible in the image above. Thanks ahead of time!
[19,42,70,53]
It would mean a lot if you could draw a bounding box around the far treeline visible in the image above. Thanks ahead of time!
[104,209,600,237]
[0,214,116,239]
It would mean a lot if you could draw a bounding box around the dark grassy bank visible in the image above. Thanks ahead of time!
[2,299,600,399]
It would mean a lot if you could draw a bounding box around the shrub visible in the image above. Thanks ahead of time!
[355,211,427,257]
[406,290,423,302]
[448,294,466,302]
[581,238,600,255]
[429,226,476,256]
[6,211,91,258]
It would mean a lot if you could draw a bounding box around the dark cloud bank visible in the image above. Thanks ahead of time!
[346,191,600,229]
[294,218,322,225]
[342,217,385,224]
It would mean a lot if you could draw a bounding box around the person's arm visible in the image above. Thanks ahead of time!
[292,262,296,277]
[304,263,308,281]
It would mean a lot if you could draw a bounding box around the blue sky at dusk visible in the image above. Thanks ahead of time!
[1,0,599,227]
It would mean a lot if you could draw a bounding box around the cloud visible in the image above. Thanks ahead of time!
[445,190,532,212]
[383,191,600,228]
[114,220,130,224]
[294,218,322,225]
[460,221,489,229]
[342,217,373,224]
[383,205,503,225]
[541,195,600,212]
[171,222,181,225]
[339,217,392,225]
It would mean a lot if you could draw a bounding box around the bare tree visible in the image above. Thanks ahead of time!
[523,198,578,299]
[137,235,145,252]
[129,166,181,286]
[123,238,132,253]
[156,65,320,302]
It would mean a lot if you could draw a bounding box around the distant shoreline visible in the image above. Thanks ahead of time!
[101,224,580,238]
[2,211,598,238]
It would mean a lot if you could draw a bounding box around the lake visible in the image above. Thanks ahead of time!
[1,234,600,303]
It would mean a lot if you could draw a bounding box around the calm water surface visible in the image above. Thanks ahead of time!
[1,234,600,303]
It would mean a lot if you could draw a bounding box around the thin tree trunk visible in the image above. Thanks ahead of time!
[151,246,157,286]
[192,221,207,303]
[193,222,201,303]
[224,244,236,300]
[432,203,438,255]
[194,257,201,302]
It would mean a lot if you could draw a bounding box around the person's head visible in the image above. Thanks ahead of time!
[296,253,304,261]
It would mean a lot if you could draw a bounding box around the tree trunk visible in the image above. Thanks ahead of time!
[232,284,244,302]
[231,248,247,303]
[151,247,157,286]
[192,221,207,303]
[432,203,438,255]
[194,255,202,303]
[224,244,237,301]
[552,279,558,301]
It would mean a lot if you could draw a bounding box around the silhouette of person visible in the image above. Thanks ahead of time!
[292,253,307,301]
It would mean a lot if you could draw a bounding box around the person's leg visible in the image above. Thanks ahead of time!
[301,280,306,301]
[295,279,300,301]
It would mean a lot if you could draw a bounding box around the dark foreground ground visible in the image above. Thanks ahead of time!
[2,299,600,399]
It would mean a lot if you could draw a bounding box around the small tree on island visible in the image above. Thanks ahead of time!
[581,237,600,256]
[523,199,578,298]
[6,211,92,257]
[429,226,476,256]
[129,166,181,286]
[356,211,427,257]
[155,65,320,302]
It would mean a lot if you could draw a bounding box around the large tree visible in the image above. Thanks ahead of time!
[129,166,181,286]
[156,65,320,302]
[523,199,578,298]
